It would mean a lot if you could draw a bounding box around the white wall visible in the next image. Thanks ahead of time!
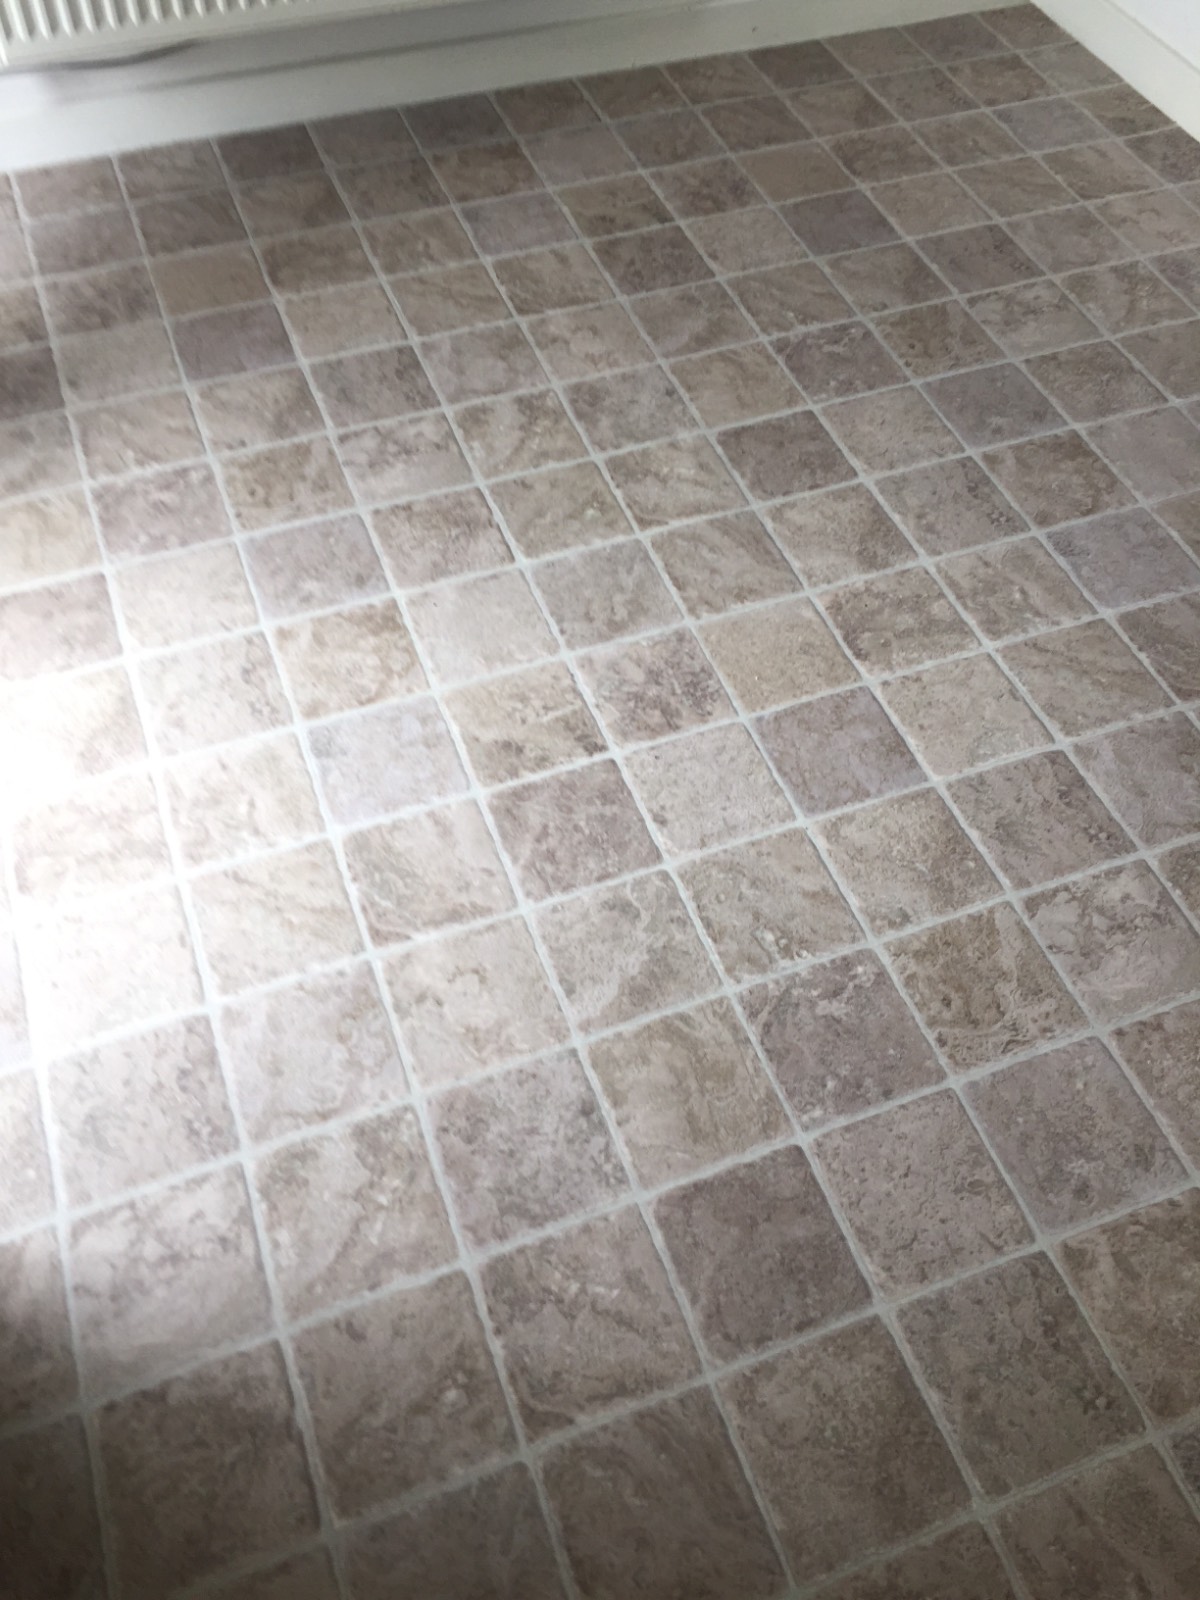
[1121,0,1200,61]
[1039,0,1200,140]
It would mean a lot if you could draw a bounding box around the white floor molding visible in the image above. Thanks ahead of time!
[0,0,1007,169]
[1038,0,1200,142]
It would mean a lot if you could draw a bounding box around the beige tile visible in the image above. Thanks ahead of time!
[192,842,361,993]
[526,300,653,381]
[700,598,856,712]
[1114,1000,1200,1166]
[246,514,387,616]
[767,483,914,587]
[875,456,1026,555]
[221,438,353,533]
[408,570,556,684]
[384,914,567,1088]
[823,567,975,674]
[0,1070,53,1231]
[723,1319,967,1583]
[456,390,583,480]
[0,490,97,591]
[654,510,800,618]
[275,599,425,718]
[0,665,146,817]
[220,964,404,1142]
[13,768,170,903]
[151,243,270,317]
[937,537,1093,641]
[899,1255,1137,1494]
[167,734,322,866]
[0,1228,77,1426]
[607,436,746,530]
[344,801,513,945]
[308,697,468,826]
[534,540,680,647]
[51,1017,235,1207]
[114,543,257,648]
[757,686,924,814]
[77,390,203,480]
[579,628,732,743]
[590,998,788,1185]
[0,573,119,682]
[818,1092,1030,1293]
[58,322,179,407]
[545,1388,783,1600]
[194,367,324,454]
[282,280,403,357]
[372,488,509,587]
[22,884,201,1057]
[490,761,660,898]
[630,279,752,358]
[628,723,792,853]
[295,1273,514,1515]
[484,1208,698,1438]
[881,654,1048,778]
[446,661,605,784]
[1003,614,1178,733]
[257,1105,454,1316]
[491,460,630,558]
[138,633,291,755]
[72,1168,271,1393]
[94,462,232,562]
[824,385,962,476]
[537,870,717,1030]
[100,1344,318,1598]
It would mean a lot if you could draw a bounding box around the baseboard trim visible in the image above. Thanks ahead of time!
[0,0,1006,169]
[1038,0,1200,142]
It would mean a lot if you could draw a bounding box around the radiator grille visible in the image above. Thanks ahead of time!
[0,0,372,66]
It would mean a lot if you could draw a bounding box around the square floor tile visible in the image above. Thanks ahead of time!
[1074,714,1200,846]
[925,362,1064,447]
[344,801,513,945]
[138,633,290,756]
[1089,409,1200,499]
[533,540,681,648]
[723,1319,967,1583]
[670,342,799,427]
[815,1524,1016,1600]
[590,998,788,1185]
[654,510,799,617]
[778,319,903,401]
[890,904,1083,1069]
[628,724,791,854]
[295,1274,513,1517]
[1026,861,1200,1025]
[719,410,854,499]
[51,1018,235,1207]
[536,870,716,1030]
[167,734,322,866]
[490,461,629,557]
[384,914,567,1087]
[951,750,1131,888]
[0,1227,76,1426]
[681,828,860,980]
[1064,259,1190,332]
[657,1144,867,1359]
[372,489,508,587]
[243,514,386,618]
[308,696,470,827]
[13,768,170,904]
[578,628,732,742]
[985,431,1134,527]
[430,1052,627,1246]
[95,462,232,561]
[766,484,914,586]
[1050,510,1200,607]
[823,568,975,674]
[256,1104,454,1317]
[700,596,857,712]
[823,385,961,475]
[72,1168,271,1393]
[969,1037,1184,1231]
[817,1092,1030,1293]
[544,1389,784,1600]
[219,964,404,1142]
[490,761,660,897]
[938,537,1091,641]
[483,1208,698,1438]
[1002,620,1171,735]
[407,570,556,683]
[967,276,1099,356]
[1120,594,1200,701]
[608,436,746,529]
[898,1254,1138,1494]
[447,661,604,783]
[757,687,924,814]
[191,842,361,992]
[275,600,426,719]
[876,457,1027,555]
[881,655,1050,777]
[455,389,584,478]
[1113,1001,1200,1166]
[565,366,692,452]
[1028,341,1167,421]
[877,301,1002,376]
[820,788,999,933]
[742,951,941,1128]
[100,1344,317,1599]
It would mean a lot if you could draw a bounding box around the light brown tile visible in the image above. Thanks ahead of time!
[408,570,556,683]
[629,280,753,357]
[877,299,1002,376]
[260,225,374,292]
[1121,593,1200,701]
[1028,341,1166,422]
[1064,259,1190,333]
[0,571,117,682]
[699,596,856,712]
[544,1389,784,1600]
[1050,510,1200,607]
[192,842,361,993]
[727,260,850,335]
[14,768,169,903]
[489,760,660,897]
[283,279,403,357]
[1002,620,1171,735]
[138,633,290,755]
[526,301,652,382]
[1074,714,1200,846]
[30,206,140,274]
[670,342,797,429]
[384,915,567,1087]
[431,1052,627,1246]
[220,438,353,533]
[174,302,294,384]
[757,686,924,814]
[951,750,1130,889]
[579,628,732,743]
[899,1254,1138,1494]
[565,365,691,453]
[447,660,604,784]
[590,998,787,1185]
[970,1036,1183,1231]
[167,733,322,866]
[723,1319,967,1583]
[100,1344,318,1598]
[72,1167,271,1393]
[391,262,508,334]
[1027,861,1200,1024]
[310,696,468,825]
[880,655,1049,777]
[0,1227,76,1426]
[875,456,1026,555]
[536,870,716,1030]
[275,599,425,718]
[823,567,974,674]
[534,539,680,646]
[77,390,203,480]
[872,171,989,233]
[0,1070,53,1230]
[1114,1000,1200,1166]
[151,242,268,317]
[484,1208,698,1438]
[38,258,152,340]
[0,661,147,817]
[998,1446,1200,1600]
[687,207,806,274]
[818,1092,1030,1293]
[492,462,629,560]
[0,1419,106,1600]
[419,322,545,404]
[309,345,436,430]
[95,461,231,561]
[0,489,95,590]
[739,142,852,203]
[628,723,791,853]
[937,537,1094,641]
[220,963,404,1142]
[653,510,799,618]
[372,488,509,587]
[455,389,583,479]
[244,513,386,618]
[1088,408,1200,499]
[967,277,1099,357]
[257,1104,453,1317]
[815,1524,1017,1600]
[345,1465,564,1600]
[405,93,506,147]
[824,385,962,475]
[344,801,513,944]
[21,884,201,1057]
[766,483,914,587]
[1163,838,1200,917]
[194,367,324,453]
[891,903,1083,1069]
[985,430,1134,526]
[821,788,999,934]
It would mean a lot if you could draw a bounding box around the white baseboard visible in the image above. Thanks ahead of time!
[0,0,1006,170]
[1038,0,1200,142]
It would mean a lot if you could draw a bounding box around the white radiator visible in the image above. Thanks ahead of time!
[0,0,460,69]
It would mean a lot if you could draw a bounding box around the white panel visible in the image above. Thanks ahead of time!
[1040,0,1200,140]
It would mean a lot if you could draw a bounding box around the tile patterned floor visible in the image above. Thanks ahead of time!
[2,5,1200,1596]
